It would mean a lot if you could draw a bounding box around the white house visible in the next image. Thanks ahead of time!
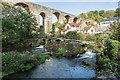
[97,17,119,31]
[61,23,82,34]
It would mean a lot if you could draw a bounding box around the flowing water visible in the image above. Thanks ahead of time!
[3,45,96,79]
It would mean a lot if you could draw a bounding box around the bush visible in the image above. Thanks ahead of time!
[84,44,94,49]
[2,52,50,77]
[55,48,67,55]
[103,39,119,60]
[66,31,83,40]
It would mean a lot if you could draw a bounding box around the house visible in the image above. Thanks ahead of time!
[61,22,96,34]
[97,17,119,31]
[61,23,82,34]
[83,26,95,34]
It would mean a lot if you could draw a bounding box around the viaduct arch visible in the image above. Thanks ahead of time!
[1,0,79,34]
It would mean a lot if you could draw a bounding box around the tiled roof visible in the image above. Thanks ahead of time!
[68,23,82,27]
[63,29,70,32]
[84,26,91,30]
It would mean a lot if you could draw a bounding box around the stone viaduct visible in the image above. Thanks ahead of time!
[1,0,79,34]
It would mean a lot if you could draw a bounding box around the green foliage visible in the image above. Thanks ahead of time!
[95,15,103,22]
[102,10,114,18]
[87,11,93,19]
[2,2,38,51]
[114,8,120,17]
[99,10,105,16]
[51,24,55,37]
[53,22,61,28]
[110,21,120,42]
[76,49,85,54]
[98,56,110,69]
[55,48,67,55]
[78,9,115,22]
[97,38,120,77]
[103,39,119,60]
[2,52,50,77]
[66,31,83,40]
[93,10,99,17]
[78,13,87,20]
[84,44,94,49]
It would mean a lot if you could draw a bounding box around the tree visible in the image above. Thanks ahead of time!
[102,10,115,18]
[114,8,120,17]
[2,2,38,51]
[51,24,55,37]
[87,11,93,19]
[78,13,87,20]
[66,31,83,40]
[53,22,61,28]
[93,10,99,17]
[110,21,120,42]
[99,10,105,16]
[63,19,67,24]
[95,15,103,22]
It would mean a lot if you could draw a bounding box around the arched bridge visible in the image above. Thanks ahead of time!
[1,0,79,33]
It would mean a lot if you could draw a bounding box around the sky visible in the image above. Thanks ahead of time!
[25,0,119,24]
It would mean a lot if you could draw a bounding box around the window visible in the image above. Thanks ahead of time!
[91,29,93,32]
[67,26,69,29]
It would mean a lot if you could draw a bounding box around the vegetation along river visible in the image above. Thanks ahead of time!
[3,46,96,79]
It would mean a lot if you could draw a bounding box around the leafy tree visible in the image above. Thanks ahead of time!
[102,10,115,18]
[87,11,93,19]
[63,19,67,24]
[114,8,120,17]
[95,15,103,22]
[93,10,99,17]
[66,31,83,40]
[78,13,87,20]
[2,2,38,51]
[51,24,55,37]
[53,22,61,28]
[99,10,105,16]
[110,21,120,42]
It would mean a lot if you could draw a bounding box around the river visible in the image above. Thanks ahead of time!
[2,46,96,79]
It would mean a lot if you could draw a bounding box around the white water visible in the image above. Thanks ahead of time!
[75,49,96,66]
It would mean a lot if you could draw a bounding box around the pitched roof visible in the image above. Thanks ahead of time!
[62,29,70,32]
[68,23,82,27]
[98,17,119,23]
[84,26,91,30]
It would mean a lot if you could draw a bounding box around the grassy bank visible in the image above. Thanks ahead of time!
[1,52,50,77]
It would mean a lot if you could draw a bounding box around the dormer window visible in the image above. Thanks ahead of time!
[67,26,69,29]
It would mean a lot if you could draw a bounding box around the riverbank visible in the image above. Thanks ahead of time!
[1,52,50,77]
[2,56,96,79]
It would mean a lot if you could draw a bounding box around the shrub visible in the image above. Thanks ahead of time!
[103,39,119,60]
[2,52,50,77]
[55,48,67,55]
[66,31,83,40]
